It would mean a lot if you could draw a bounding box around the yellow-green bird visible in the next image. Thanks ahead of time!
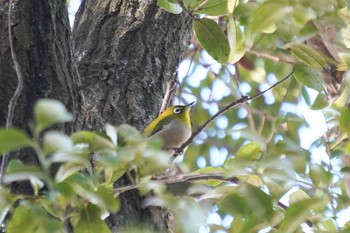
[144,102,195,150]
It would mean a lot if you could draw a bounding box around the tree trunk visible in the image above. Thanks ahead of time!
[0,0,81,194]
[0,0,81,130]
[0,0,192,231]
[73,0,192,230]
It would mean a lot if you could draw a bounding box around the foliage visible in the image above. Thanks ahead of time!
[0,99,172,233]
[157,0,350,232]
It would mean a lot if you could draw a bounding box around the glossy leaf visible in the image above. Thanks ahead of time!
[0,190,17,226]
[219,192,250,216]
[194,0,231,16]
[157,0,182,14]
[284,43,327,69]
[242,184,274,221]
[293,63,324,92]
[279,198,326,233]
[34,99,73,132]
[182,0,197,8]
[193,18,230,64]
[71,131,115,150]
[252,1,293,33]
[75,204,111,233]
[311,93,328,110]
[43,131,73,155]
[227,17,245,64]
[3,163,44,184]
[7,204,62,233]
[7,205,38,233]
[334,71,350,107]
[340,109,350,133]
[236,142,262,160]
[0,128,32,154]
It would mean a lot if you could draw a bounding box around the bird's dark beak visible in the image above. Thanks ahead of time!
[186,101,196,113]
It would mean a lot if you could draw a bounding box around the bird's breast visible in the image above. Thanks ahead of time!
[151,120,191,149]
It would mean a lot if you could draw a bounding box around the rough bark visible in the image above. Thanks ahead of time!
[73,0,192,131]
[73,0,192,231]
[0,0,81,130]
[0,0,81,194]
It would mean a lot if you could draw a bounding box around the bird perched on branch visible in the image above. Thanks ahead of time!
[144,102,195,152]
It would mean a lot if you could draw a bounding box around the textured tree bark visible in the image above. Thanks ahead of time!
[0,0,81,130]
[0,0,81,194]
[73,0,192,231]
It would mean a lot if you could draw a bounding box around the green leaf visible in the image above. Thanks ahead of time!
[55,163,87,182]
[157,0,182,14]
[71,131,115,151]
[75,204,111,233]
[279,198,326,233]
[0,189,17,226]
[252,1,293,33]
[3,164,44,184]
[293,63,324,92]
[193,18,230,64]
[288,189,310,204]
[334,71,350,107]
[182,0,197,8]
[7,205,37,233]
[284,43,327,70]
[242,184,274,221]
[318,218,337,232]
[43,131,73,155]
[219,192,250,216]
[175,197,206,233]
[236,142,262,160]
[340,109,350,133]
[227,0,237,13]
[7,204,62,233]
[311,93,329,110]
[194,0,231,16]
[34,99,73,132]
[116,124,143,146]
[230,128,267,151]
[227,17,245,64]
[219,184,274,221]
[95,186,120,213]
[0,129,32,154]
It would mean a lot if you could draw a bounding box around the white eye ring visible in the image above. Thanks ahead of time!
[174,108,182,114]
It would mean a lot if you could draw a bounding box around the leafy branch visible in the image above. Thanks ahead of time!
[114,172,239,195]
[175,71,295,155]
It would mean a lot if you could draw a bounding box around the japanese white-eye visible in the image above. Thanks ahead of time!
[144,102,195,150]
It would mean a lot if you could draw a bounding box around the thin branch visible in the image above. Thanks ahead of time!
[0,0,24,185]
[226,66,256,131]
[174,71,294,155]
[247,49,297,64]
[114,172,239,195]
[159,80,177,115]
[177,48,197,101]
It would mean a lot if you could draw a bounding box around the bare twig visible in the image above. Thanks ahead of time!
[247,49,297,64]
[159,80,177,115]
[114,172,239,195]
[175,71,294,155]
[0,0,24,185]
[177,49,197,101]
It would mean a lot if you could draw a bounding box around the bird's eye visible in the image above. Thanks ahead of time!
[174,108,182,114]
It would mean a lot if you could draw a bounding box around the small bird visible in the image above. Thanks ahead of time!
[144,102,195,151]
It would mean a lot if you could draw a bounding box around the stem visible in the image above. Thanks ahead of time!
[0,0,25,186]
